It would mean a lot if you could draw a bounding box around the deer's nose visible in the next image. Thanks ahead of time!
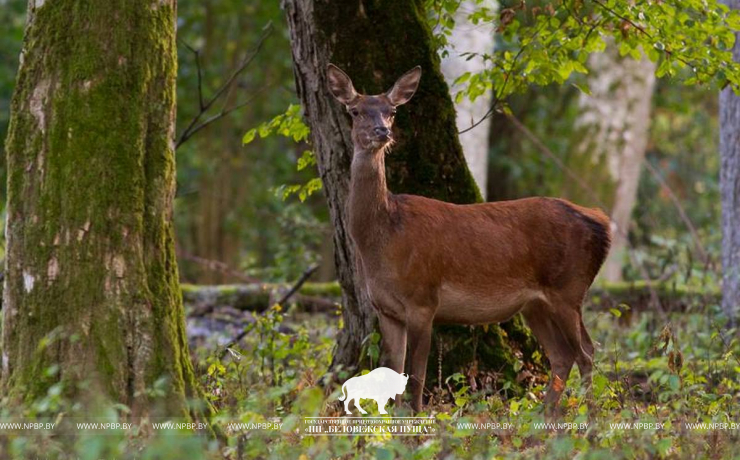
[374,126,390,137]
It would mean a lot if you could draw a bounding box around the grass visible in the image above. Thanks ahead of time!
[2,295,740,459]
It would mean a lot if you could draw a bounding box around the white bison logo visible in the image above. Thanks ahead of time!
[338,367,409,415]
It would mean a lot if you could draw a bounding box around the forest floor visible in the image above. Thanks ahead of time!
[3,290,740,459]
[190,291,740,459]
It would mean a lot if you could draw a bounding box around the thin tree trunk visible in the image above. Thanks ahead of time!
[2,0,202,418]
[721,0,740,322]
[283,0,539,385]
[569,42,656,282]
[440,0,496,199]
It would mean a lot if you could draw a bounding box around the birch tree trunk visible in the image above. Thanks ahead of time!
[720,0,740,322]
[2,0,202,418]
[283,0,539,384]
[568,43,657,282]
[440,1,496,199]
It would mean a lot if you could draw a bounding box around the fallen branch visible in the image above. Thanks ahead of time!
[218,265,320,359]
[186,292,337,318]
[182,278,339,314]
[589,281,720,315]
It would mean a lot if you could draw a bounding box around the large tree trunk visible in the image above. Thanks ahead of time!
[440,0,496,199]
[721,0,740,323]
[567,42,656,282]
[2,0,201,418]
[283,0,540,386]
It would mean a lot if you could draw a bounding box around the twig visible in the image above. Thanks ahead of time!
[219,265,319,359]
[175,22,273,150]
[505,113,603,207]
[590,0,699,73]
[176,248,261,283]
[505,112,667,317]
[176,87,269,149]
[458,11,551,135]
[712,323,740,367]
[178,39,206,110]
[273,265,321,309]
[642,159,711,268]
[460,0,712,135]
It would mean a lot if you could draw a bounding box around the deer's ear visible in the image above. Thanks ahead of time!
[327,64,358,106]
[386,66,421,106]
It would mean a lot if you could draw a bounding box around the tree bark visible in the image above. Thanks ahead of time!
[721,0,740,323]
[283,0,540,385]
[440,0,496,199]
[2,0,202,418]
[568,42,656,282]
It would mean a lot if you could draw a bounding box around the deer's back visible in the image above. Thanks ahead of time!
[366,195,611,322]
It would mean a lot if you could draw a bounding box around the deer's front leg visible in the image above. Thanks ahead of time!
[378,310,408,408]
[377,310,407,374]
[407,309,434,412]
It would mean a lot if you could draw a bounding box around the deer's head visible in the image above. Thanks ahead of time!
[327,64,421,152]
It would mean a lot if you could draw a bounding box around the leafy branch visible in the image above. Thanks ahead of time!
[444,0,740,134]
[243,104,321,202]
[175,22,274,150]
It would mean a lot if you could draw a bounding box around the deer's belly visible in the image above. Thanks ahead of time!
[434,283,545,325]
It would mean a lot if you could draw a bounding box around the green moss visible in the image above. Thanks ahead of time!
[427,317,545,392]
[297,282,343,298]
[180,282,342,312]
[588,281,721,313]
[2,0,202,420]
[596,280,720,297]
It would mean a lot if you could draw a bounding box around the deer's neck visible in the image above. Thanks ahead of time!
[348,146,392,248]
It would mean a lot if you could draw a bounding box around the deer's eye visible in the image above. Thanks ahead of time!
[349,108,359,117]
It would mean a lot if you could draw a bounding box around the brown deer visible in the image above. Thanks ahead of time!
[326,64,611,413]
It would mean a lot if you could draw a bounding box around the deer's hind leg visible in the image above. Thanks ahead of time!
[577,315,595,391]
[522,301,577,415]
[548,294,595,394]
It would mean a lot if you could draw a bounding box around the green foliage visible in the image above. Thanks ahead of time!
[7,293,739,458]
[243,201,324,282]
[0,372,219,459]
[243,104,322,204]
[428,0,740,119]
[174,2,330,285]
[242,104,310,146]
[213,299,739,459]
[1,0,738,456]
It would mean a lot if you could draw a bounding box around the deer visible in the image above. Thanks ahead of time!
[326,63,611,414]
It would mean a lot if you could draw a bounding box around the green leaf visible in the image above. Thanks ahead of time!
[296,150,316,171]
[571,82,591,95]
[242,128,256,145]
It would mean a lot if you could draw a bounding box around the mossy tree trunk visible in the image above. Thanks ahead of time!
[283,0,541,387]
[720,0,740,323]
[2,0,202,418]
